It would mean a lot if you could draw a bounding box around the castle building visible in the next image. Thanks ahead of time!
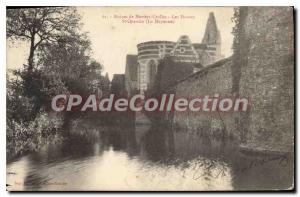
[125,12,222,94]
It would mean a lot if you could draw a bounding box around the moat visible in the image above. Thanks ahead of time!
[6,117,293,191]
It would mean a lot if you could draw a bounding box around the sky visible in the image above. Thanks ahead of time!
[7,7,235,79]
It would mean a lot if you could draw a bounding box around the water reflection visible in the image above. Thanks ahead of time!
[7,119,293,191]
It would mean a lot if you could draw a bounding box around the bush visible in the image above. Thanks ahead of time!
[7,111,64,160]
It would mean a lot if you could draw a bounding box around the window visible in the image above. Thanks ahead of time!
[179,47,186,53]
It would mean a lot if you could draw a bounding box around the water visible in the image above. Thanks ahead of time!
[6,119,293,191]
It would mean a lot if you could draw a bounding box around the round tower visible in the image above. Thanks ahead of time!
[137,41,175,93]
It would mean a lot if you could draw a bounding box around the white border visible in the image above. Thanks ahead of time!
[1,0,298,196]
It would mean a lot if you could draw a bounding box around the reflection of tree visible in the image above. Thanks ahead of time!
[24,170,45,190]
[191,158,229,180]
[142,126,175,162]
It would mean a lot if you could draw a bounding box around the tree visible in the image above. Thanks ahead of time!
[37,33,104,95]
[6,7,108,158]
[7,7,81,72]
[7,7,85,118]
[102,73,111,92]
[7,7,109,120]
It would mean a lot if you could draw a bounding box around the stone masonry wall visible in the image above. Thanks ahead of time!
[171,7,294,153]
[238,7,294,152]
[172,58,239,139]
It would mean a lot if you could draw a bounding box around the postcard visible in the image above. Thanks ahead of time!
[6,6,294,191]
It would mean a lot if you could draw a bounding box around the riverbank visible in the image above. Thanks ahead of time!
[6,116,294,191]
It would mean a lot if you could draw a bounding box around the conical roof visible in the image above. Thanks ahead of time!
[202,12,221,45]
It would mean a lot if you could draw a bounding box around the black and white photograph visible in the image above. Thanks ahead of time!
[5,4,295,192]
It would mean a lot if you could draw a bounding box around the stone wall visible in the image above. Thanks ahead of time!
[172,58,239,139]
[237,7,294,152]
[170,7,294,153]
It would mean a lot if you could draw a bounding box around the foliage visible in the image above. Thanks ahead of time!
[7,111,64,160]
[37,32,103,94]
[7,75,36,122]
[7,7,81,71]
[231,7,249,94]
[7,7,109,121]
[7,7,110,159]
[153,56,194,93]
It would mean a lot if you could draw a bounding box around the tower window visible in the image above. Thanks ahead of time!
[179,47,186,53]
